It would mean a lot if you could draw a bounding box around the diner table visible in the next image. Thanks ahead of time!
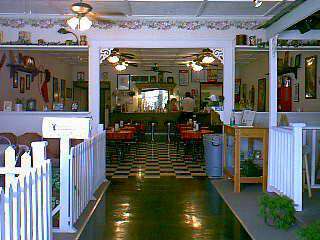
[107,129,136,161]
[179,128,214,160]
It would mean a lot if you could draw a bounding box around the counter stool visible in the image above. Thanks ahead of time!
[147,121,158,142]
[164,121,176,143]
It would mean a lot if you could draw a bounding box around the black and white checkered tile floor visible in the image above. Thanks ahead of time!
[106,142,207,179]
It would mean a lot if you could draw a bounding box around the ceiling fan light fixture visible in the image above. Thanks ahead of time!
[67,16,79,30]
[115,62,127,71]
[253,0,262,8]
[107,55,120,64]
[78,16,92,31]
[201,55,215,64]
[192,64,203,72]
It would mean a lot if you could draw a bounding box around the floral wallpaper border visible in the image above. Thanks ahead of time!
[0,17,265,31]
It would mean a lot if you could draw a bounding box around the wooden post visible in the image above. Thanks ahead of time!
[234,129,241,192]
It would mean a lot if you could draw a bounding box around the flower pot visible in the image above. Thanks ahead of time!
[15,103,23,112]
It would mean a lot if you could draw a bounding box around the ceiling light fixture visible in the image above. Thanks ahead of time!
[108,55,120,64]
[192,64,203,72]
[201,55,215,64]
[253,0,262,8]
[67,16,92,31]
[115,62,127,71]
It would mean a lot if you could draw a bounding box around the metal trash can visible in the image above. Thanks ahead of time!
[203,134,223,177]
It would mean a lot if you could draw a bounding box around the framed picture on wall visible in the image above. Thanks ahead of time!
[77,72,85,81]
[191,70,207,83]
[117,74,130,90]
[179,70,189,86]
[20,76,25,93]
[53,77,59,102]
[61,79,66,100]
[13,72,18,88]
[257,78,266,112]
[293,83,299,102]
[305,56,317,99]
[26,75,31,90]
[66,88,73,100]
[167,76,174,84]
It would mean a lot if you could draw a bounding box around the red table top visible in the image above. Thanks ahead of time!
[180,129,214,140]
[107,130,134,141]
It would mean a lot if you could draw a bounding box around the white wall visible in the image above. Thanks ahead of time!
[238,51,320,112]
[0,50,83,111]
[0,111,91,135]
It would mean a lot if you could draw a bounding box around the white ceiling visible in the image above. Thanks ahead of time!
[0,0,296,18]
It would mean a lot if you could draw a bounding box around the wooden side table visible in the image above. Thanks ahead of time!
[223,125,268,192]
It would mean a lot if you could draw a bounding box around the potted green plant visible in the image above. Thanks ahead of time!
[297,221,320,240]
[259,194,296,230]
[15,98,23,112]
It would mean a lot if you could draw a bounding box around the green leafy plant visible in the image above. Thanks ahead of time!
[259,194,296,230]
[16,98,23,104]
[297,221,320,240]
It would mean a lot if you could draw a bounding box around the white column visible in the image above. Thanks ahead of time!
[223,40,235,124]
[89,43,100,132]
[269,36,278,128]
[267,35,278,192]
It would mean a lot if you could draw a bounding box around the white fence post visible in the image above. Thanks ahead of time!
[268,124,305,211]
[0,141,52,240]
[290,123,305,211]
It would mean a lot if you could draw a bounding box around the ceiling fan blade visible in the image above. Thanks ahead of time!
[128,63,138,67]
[88,12,115,24]
[120,54,135,59]
[158,70,172,74]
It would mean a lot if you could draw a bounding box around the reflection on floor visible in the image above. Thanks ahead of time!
[106,142,207,179]
[80,178,251,240]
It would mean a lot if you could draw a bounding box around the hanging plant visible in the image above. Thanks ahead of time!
[259,194,296,230]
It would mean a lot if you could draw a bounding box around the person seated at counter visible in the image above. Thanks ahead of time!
[169,98,179,112]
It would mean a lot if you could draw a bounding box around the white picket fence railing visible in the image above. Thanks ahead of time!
[0,142,52,240]
[268,123,305,211]
[70,130,106,225]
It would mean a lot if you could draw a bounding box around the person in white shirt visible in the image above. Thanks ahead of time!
[181,92,195,113]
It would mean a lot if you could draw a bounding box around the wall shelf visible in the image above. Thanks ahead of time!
[0,45,88,51]
[236,45,320,52]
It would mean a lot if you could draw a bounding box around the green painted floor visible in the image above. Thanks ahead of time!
[80,178,251,240]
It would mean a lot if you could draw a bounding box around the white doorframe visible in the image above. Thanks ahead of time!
[88,39,235,128]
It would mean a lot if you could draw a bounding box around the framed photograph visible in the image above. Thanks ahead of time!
[293,83,299,102]
[66,88,73,100]
[295,54,301,68]
[102,72,108,81]
[257,78,266,112]
[53,77,59,102]
[179,70,189,86]
[26,75,31,90]
[192,70,207,83]
[60,79,66,100]
[167,76,174,84]
[3,101,12,112]
[117,74,130,90]
[305,56,317,99]
[149,75,157,83]
[20,76,25,93]
[13,72,18,88]
[77,72,85,81]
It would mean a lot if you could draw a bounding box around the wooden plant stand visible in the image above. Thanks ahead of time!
[223,125,269,192]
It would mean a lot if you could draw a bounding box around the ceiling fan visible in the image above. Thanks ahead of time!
[106,48,135,64]
[114,58,138,72]
[67,0,125,31]
[184,48,218,65]
[144,64,172,74]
